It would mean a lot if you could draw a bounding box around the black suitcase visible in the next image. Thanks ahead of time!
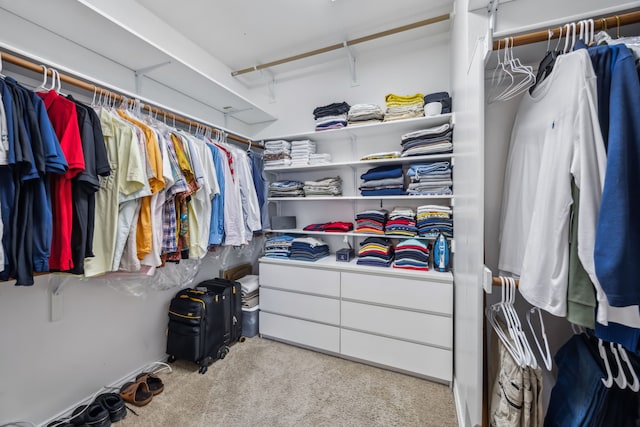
[198,278,243,344]
[166,288,230,374]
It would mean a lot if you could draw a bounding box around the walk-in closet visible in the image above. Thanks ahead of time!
[0,1,638,426]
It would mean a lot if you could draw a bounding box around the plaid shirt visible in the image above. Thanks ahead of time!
[162,196,178,254]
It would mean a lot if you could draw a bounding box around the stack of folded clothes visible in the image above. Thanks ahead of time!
[269,180,305,198]
[289,237,330,261]
[303,176,342,196]
[393,239,430,271]
[417,205,453,238]
[406,161,453,196]
[355,209,388,234]
[290,140,316,166]
[347,103,384,126]
[264,140,292,167]
[303,221,354,232]
[383,93,425,122]
[357,237,394,267]
[309,153,332,165]
[360,151,400,161]
[237,275,260,308]
[264,234,296,258]
[359,165,406,196]
[313,102,351,131]
[400,123,453,157]
[385,206,418,237]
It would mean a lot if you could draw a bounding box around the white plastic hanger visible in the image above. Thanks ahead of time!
[508,278,538,368]
[485,279,524,366]
[617,345,639,392]
[609,342,628,389]
[0,53,5,79]
[35,65,49,91]
[598,339,615,388]
[526,307,552,370]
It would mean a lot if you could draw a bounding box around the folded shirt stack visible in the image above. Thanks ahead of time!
[313,102,351,131]
[309,153,332,165]
[269,180,305,198]
[360,165,406,197]
[264,139,292,167]
[303,176,342,196]
[393,239,430,271]
[290,139,317,166]
[357,237,394,267]
[406,161,453,196]
[360,151,400,161]
[347,103,384,126]
[355,209,389,234]
[303,221,354,232]
[264,234,296,258]
[400,123,453,157]
[289,237,330,261]
[417,205,453,238]
[383,93,425,122]
[385,206,418,237]
[237,274,260,308]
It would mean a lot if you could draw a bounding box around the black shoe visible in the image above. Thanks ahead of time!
[96,392,127,422]
[70,405,89,426]
[84,402,111,427]
[47,421,74,427]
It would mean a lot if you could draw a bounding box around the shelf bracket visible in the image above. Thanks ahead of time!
[49,276,68,322]
[259,68,277,103]
[343,41,359,87]
[134,61,172,94]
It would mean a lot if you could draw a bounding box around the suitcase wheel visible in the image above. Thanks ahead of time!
[167,355,176,364]
[198,365,208,374]
[218,346,230,360]
[239,336,246,343]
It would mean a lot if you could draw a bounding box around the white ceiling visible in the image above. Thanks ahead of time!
[134,0,453,73]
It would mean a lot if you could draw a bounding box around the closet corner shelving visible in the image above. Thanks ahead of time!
[258,113,455,384]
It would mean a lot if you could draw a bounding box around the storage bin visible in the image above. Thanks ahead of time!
[242,305,260,338]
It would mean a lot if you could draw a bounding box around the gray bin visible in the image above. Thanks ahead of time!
[242,305,259,338]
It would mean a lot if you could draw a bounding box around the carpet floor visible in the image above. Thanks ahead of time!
[118,337,458,427]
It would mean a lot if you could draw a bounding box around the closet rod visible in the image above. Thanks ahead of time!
[492,9,640,50]
[492,277,519,287]
[0,50,259,149]
[231,13,450,76]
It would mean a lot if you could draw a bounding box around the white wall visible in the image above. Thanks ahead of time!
[493,0,640,35]
[249,33,451,139]
[0,243,263,425]
[450,1,488,426]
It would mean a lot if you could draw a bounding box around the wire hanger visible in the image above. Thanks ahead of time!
[526,307,552,370]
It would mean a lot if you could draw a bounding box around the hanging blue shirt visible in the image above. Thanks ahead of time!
[206,142,225,245]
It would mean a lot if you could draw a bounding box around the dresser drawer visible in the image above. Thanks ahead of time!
[341,272,452,314]
[260,288,340,325]
[259,263,340,297]
[341,329,452,382]
[260,312,340,353]
[341,301,452,348]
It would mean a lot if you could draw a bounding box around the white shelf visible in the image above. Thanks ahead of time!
[262,114,453,144]
[268,195,453,201]
[264,229,448,241]
[265,153,454,173]
[259,256,453,283]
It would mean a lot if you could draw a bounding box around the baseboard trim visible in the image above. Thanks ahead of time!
[453,378,466,427]
[42,354,168,426]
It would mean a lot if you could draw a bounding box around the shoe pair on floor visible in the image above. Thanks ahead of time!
[119,371,164,407]
[47,371,164,427]
[46,392,127,427]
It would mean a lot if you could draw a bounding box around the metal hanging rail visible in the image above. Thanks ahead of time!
[0,49,258,149]
[492,9,640,50]
[231,13,450,77]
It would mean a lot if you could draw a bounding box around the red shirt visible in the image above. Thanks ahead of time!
[38,91,85,270]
